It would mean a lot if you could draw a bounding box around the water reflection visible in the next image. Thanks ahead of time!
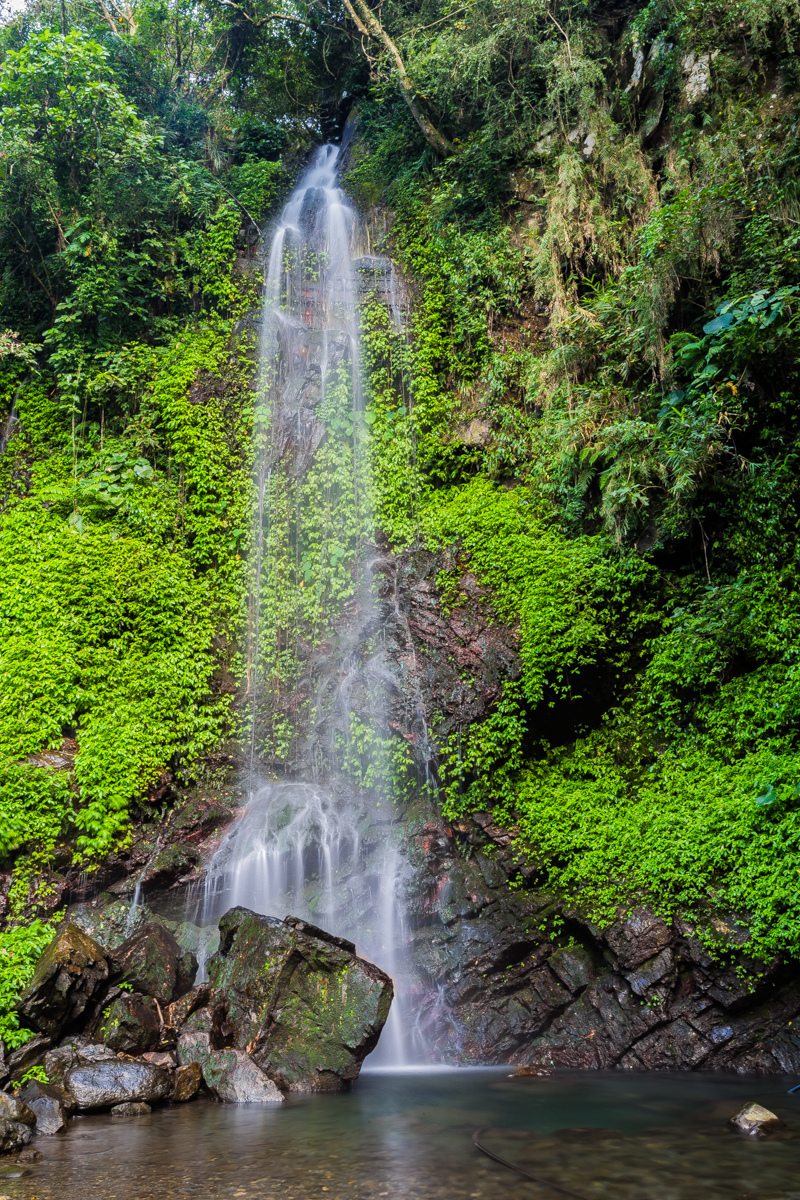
[4,1069,800,1200]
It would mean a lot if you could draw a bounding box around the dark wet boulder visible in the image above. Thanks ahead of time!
[100,993,161,1055]
[114,923,198,1006]
[16,1082,70,1136]
[207,908,393,1092]
[201,1048,283,1103]
[44,1040,116,1086]
[15,925,111,1040]
[0,1118,31,1154]
[172,1062,202,1102]
[0,1093,35,1127]
[65,1059,172,1110]
[5,1034,53,1081]
[166,984,211,1030]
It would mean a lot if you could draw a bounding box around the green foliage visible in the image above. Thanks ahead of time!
[0,920,55,1049]
[226,160,288,219]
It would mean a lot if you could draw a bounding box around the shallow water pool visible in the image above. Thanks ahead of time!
[2,1067,800,1200]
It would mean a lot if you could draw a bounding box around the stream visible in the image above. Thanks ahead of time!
[4,1069,800,1200]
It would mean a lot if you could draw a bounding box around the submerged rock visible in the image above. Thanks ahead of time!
[729,1102,784,1137]
[110,1101,151,1117]
[65,1059,172,1110]
[114,923,197,1006]
[207,907,393,1092]
[15,925,111,1040]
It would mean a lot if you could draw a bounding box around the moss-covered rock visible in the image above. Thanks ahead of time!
[114,923,197,1006]
[207,907,393,1092]
[15,924,111,1039]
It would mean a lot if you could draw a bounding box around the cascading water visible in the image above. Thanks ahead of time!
[195,143,429,1064]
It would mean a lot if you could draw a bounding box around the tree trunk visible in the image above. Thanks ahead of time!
[341,0,454,157]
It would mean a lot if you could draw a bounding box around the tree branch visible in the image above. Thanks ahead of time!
[341,0,454,156]
[216,0,308,28]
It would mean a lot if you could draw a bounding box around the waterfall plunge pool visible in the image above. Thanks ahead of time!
[4,1067,800,1200]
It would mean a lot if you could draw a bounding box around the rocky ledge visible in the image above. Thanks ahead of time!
[0,909,392,1155]
[401,805,800,1074]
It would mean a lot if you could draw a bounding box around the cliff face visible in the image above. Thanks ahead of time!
[368,549,800,1073]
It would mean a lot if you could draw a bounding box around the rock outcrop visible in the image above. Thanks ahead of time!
[206,908,393,1092]
[15,924,112,1040]
[400,804,800,1073]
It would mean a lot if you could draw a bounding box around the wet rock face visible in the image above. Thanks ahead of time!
[113,923,198,1006]
[65,1060,172,1110]
[0,1093,35,1127]
[207,907,393,1092]
[201,1048,284,1104]
[16,1084,68,1135]
[0,1119,31,1154]
[172,1062,202,1102]
[100,993,161,1055]
[15,924,111,1040]
[386,548,521,746]
[402,808,800,1073]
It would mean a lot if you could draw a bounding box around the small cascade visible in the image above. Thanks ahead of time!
[1,401,18,454]
[193,144,433,1065]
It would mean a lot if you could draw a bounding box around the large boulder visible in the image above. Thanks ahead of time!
[65,1059,172,1110]
[207,908,393,1092]
[44,1040,116,1086]
[100,993,161,1055]
[15,924,111,1040]
[113,924,198,1006]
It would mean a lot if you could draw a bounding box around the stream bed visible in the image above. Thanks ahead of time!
[2,1068,800,1200]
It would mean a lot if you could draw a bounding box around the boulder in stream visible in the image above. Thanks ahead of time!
[44,1040,116,1086]
[16,1081,74,1135]
[729,1102,785,1137]
[65,1059,172,1110]
[207,908,393,1092]
[201,1049,284,1103]
[0,1119,31,1154]
[15,924,111,1040]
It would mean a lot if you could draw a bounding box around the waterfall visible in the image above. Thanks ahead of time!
[195,143,427,1065]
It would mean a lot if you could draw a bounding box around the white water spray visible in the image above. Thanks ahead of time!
[197,144,427,1064]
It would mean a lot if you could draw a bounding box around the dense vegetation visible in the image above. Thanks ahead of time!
[2,0,800,1041]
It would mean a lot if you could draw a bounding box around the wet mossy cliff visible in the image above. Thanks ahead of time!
[4,0,800,1075]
